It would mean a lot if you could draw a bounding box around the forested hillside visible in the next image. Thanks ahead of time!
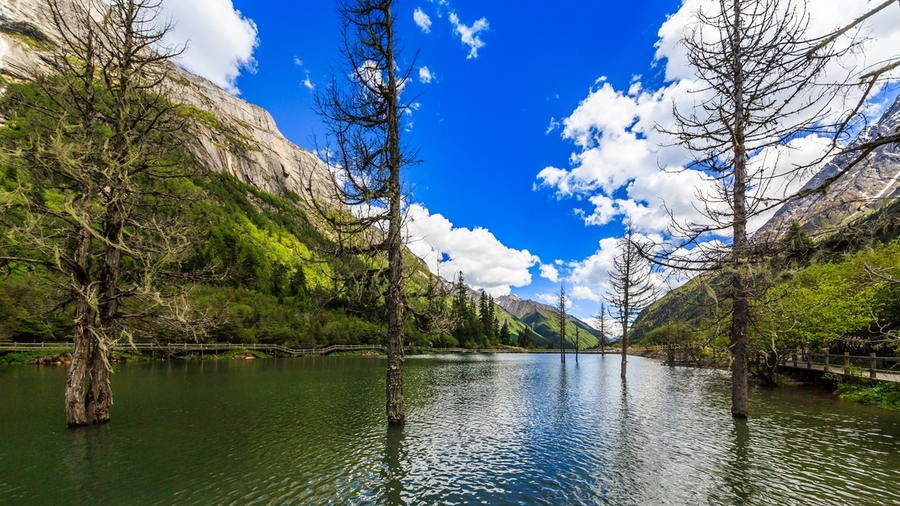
[0,75,531,350]
[633,201,900,369]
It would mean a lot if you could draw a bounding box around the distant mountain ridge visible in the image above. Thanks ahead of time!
[497,294,600,348]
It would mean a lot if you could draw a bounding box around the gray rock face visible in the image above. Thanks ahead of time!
[756,95,900,239]
[0,0,333,202]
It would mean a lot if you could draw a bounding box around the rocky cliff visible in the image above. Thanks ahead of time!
[0,0,332,202]
[756,94,900,239]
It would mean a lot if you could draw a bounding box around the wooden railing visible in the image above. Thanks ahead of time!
[780,352,900,383]
[0,342,621,356]
[0,342,386,356]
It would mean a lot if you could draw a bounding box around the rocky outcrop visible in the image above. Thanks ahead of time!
[757,94,900,239]
[0,0,333,203]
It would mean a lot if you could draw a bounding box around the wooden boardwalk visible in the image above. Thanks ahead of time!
[0,342,620,357]
[0,342,387,357]
[779,353,900,383]
[0,342,596,356]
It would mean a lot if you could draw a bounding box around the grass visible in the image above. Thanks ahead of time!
[0,348,71,366]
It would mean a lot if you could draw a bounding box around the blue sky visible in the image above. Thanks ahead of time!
[158,0,900,323]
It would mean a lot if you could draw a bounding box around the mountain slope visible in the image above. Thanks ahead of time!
[0,0,448,348]
[0,0,332,204]
[757,94,900,240]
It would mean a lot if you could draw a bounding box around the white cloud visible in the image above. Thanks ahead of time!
[293,56,314,91]
[449,12,489,59]
[160,0,258,95]
[571,285,601,302]
[414,8,432,33]
[545,117,562,135]
[535,292,574,310]
[540,264,559,283]
[418,66,433,84]
[535,293,558,306]
[404,204,539,296]
[537,0,900,245]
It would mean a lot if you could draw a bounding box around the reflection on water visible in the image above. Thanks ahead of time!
[1,354,900,505]
[725,419,753,504]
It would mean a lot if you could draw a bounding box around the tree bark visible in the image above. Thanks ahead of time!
[65,315,91,427]
[729,0,750,419]
[65,223,93,427]
[87,340,112,424]
[384,2,404,426]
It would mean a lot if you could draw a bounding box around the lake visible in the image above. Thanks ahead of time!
[1,353,899,505]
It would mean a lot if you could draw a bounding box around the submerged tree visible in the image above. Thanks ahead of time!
[574,325,580,364]
[595,303,609,355]
[606,226,656,380]
[313,0,416,425]
[556,283,568,363]
[659,0,858,418]
[0,0,193,426]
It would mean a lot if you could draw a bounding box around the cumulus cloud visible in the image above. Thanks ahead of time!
[404,204,539,296]
[414,8,432,33]
[535,293,558,306]
[538,0,900,246]
[571,285,601,302]
[449,12,489,59]
[160,0,258,95]
[418,66,433,84]
[540,264,560,283]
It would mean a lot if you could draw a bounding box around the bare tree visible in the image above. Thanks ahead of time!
[556,283,568,363]
[658,0,857,418]
[574,325,580,364]
[595,303,609,355]
[606,226,656,380]
[0,0,192,427]
[312,0,416,426]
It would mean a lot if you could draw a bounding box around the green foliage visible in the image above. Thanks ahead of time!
[0,348,72,366]
[516,326,537,349]
[752,241,900,354]
[0,273,73,342]
[0,75,458,352]
[499,321,511,346]
[638,215,900,362]
[835,379,900,410]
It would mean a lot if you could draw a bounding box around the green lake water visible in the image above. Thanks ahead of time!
[1,353,899,505]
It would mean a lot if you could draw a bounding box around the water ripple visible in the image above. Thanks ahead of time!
[2,355,900,505]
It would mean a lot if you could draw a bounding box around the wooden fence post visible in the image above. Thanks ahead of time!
[824,354,830,373]
[844,352,850,367]
[870,353,877,379]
